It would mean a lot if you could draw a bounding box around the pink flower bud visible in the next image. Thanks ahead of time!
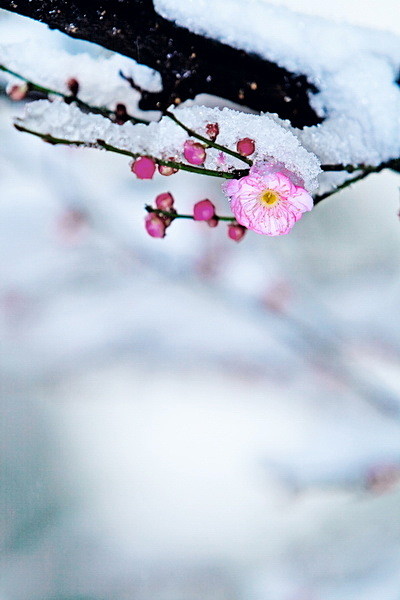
[206,123,219,141]
[158,163,178,176]
[193,199,215,221]
[207,217,219,228]
[67,77,79,96]
[131,156,156,179]
[145,213,166,238]
[155,192,174,211]
[184,140,206,165]
[228,223,246,242]
[7,83,29,101]
[236,138,255,156]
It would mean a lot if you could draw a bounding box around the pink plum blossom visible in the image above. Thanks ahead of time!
[222,162,313,236]
[144,213,166,238]
[227,223,246,241]
[184,140,206,165]
[193,199,215,221]
[236,138,255,156]
[131,156,156,179]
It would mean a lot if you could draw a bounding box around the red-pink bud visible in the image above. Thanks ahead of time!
[228,223,246,242]
[145,213,166,238]
[131,156,156,179]
[207,217,219,228]
[236,138,255,156]
[206,123,219,141]
[158,163,178,176]
[193,199,215,221]
[183,140,206,165]
[7,83,29,101]
[155,192,174,211]
[67,77,79,96]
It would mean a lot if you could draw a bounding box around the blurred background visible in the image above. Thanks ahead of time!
[1,2,400,599]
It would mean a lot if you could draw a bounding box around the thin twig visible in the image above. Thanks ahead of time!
[0,64,149,124]
[145,205,236,222]
[164,110,253,166]
[14,123,248,179]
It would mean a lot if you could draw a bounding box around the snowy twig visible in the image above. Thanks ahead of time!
[321,162,400,173]
[314,159,400,204]
[164,110,253,166]
[3,65,261,166]
[0,64,150,124]
[14,123,248,179]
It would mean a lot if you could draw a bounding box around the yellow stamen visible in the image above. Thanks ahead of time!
[260,189,280,207]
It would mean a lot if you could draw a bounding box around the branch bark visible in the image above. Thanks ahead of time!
[0,0,322,128]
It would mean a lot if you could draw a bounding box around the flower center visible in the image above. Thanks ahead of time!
[260,189,280,207]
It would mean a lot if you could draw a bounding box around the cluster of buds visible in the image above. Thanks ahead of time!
[144,194,247,242]
[129,122,256,181]
[144,192,175,238]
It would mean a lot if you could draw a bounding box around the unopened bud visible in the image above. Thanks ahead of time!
[145,213,166,238]
[7,83,29,101]
[193,199,215,221]
[155,192,174,211]
[227,223,246,241]
[207,216,219,228]
[131,156,156,179]
[158,162,178,176]
[206,122,219,141]
[236,138,255,156]
[115,103,128,124]
[67,77,79,96]
[184,140,206,165]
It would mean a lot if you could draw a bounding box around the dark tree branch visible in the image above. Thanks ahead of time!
[0,0,322,128]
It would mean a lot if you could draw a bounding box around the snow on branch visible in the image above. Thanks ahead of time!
[14,99,321,191]
[0,40,161,120]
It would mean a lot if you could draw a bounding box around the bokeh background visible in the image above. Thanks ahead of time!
[1,2,400,599]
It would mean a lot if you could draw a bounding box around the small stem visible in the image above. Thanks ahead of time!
[321,163,370,173]
[321,158,400,173]
[145,205,235,222]
[14,123,248,179]
[164,110,253,166]
[314,170,373,205]
[96,140,247,179]
[315,158,400,204]
[14,122,89,147]
[0,64,149,124]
